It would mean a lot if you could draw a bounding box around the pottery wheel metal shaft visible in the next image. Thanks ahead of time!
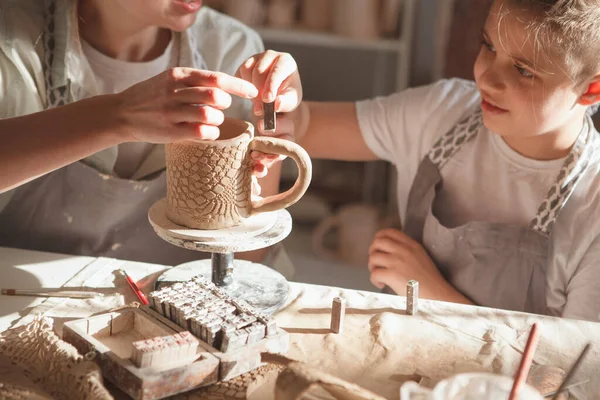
[149,200,293,314]
[212,252,233,287]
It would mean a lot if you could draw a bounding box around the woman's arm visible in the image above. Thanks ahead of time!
[0,94,121,192]
[0,68,259,193]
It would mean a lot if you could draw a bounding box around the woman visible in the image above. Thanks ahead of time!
[0,0,276,264]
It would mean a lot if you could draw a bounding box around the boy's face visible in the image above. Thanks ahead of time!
[473,0,586,140]
[112,0,203,32]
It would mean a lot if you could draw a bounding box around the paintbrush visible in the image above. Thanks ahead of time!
[1,288,110,299]
[509,323,540,400]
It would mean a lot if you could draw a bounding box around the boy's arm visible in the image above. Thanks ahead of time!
[293,101,380,161]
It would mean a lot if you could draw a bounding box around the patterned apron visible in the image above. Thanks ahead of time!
[0,0,209,265]
[404,109,596,314]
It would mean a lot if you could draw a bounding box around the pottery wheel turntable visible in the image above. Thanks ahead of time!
[149,198,292,314]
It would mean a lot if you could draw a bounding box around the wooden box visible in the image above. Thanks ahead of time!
[63,306,289,400]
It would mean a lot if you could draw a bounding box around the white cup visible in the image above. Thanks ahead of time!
[400,373,544,400]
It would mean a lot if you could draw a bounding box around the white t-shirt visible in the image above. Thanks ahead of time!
[356,78,600,321]
[81,37,176,179]
[357,78,564,228]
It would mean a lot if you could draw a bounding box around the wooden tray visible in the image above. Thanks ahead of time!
[63,306,289,400]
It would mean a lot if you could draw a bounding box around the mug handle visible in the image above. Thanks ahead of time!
[312,214,341,261]
[248,137,312,214]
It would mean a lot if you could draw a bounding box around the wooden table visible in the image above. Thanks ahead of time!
[1,246,598,399]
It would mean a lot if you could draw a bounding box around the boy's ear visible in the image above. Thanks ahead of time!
[579,78,600,106]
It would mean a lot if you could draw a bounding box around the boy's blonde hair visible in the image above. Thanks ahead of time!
[509,0,600,82]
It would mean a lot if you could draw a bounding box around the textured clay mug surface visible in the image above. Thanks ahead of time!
[166,118,312,230]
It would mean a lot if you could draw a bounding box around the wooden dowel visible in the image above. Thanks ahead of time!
[551,343,592,400]
[330,297,345,334]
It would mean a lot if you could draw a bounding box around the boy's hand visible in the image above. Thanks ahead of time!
[368,229,458,301]
[237,50,303,177]
[237,50,302,117]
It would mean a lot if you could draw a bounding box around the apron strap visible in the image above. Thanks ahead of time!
[426,107,596,236]
[42,0,68,109]
[529,117,596,235]
[427,108,483,170]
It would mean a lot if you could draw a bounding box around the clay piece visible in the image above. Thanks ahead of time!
[263,102,276,132]
[148,274,276,352]
[407,280,419,315]
[131,331,199,368]
[330,297,346,334]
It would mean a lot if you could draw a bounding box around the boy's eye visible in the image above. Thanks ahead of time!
[515,64,534,78]
[481,39,494,52]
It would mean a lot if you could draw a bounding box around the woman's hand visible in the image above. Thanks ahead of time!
[115,67,258,143]
[368,229,473,304]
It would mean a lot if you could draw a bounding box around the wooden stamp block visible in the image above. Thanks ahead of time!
[138,306,289,382]
[330,297,346,334]
[77,277,290,397]
[407,280,419,315]
[63,309,219,400]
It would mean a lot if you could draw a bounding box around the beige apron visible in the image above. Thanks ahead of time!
[403,109,596,314]
[0,0,208,265]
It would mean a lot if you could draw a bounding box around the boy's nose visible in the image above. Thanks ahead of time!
[479,67,506,93]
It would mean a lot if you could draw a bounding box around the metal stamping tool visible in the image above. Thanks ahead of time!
[263,102,276,132]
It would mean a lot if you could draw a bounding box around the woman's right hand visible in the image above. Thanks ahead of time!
[114,67,258,143]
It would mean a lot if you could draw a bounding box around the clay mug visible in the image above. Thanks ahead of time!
[312,203,396,267]
[224,0,265,26]
[331,0,381,40]
[299,0,333,31]
[166,118,312,230]
[400,373,543,400]
[267,0,298,29]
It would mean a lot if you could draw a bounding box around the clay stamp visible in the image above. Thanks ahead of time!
[147,274,282,351]
[62,275,290,400]
[131,332,199,369]
[407,280,419,315]
[330,297,346,334]
[263,101,276,132]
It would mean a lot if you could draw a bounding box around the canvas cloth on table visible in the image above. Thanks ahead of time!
[5,256,600,400]
[0,316,113,400]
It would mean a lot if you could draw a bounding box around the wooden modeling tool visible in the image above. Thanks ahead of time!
[1,288,107,299]
[544,380,589,398]
[330,297,345,334]
[263,102,276,132]
[509,323,540,400]
[406,280,419,315]
[551,343,592,400]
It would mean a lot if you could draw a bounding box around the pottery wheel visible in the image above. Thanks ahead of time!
[148,198,291,253]
[149,198,293,314]
[155,259,289,315]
